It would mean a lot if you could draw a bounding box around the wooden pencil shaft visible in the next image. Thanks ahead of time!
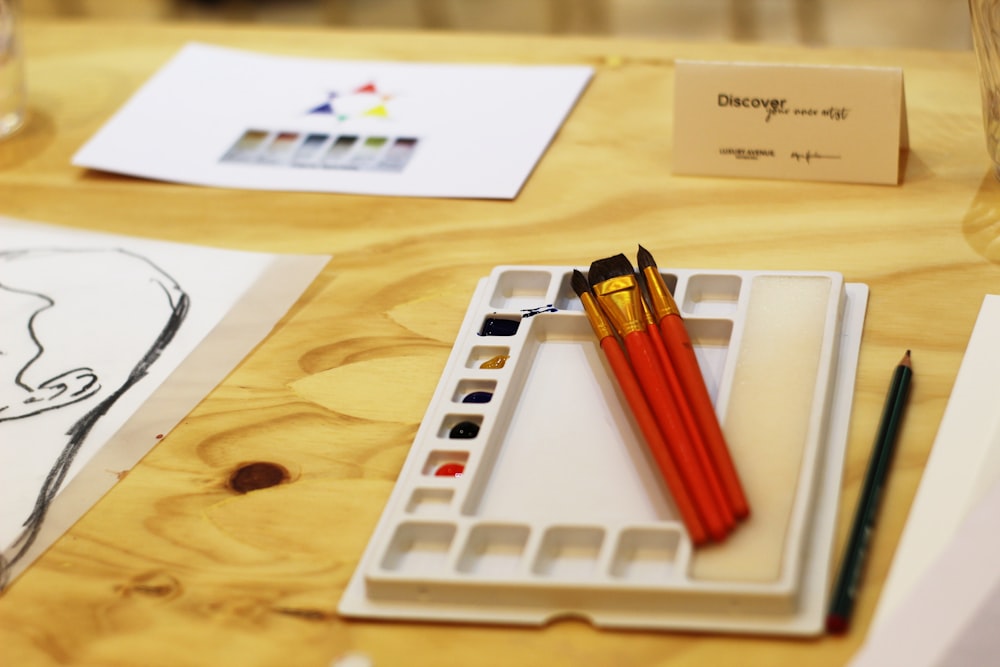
[827,353,912,631]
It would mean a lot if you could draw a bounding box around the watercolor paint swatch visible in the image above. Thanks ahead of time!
[221,130,419,172]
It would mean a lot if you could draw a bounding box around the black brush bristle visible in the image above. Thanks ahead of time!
[636,245,658,271]
[587,253,636,286]
[570,269,591,297]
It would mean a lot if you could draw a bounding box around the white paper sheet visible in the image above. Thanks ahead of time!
[850,473,1000,667]
[0,216,328,589]
[868,295,1000,631]
[72,43,593,199]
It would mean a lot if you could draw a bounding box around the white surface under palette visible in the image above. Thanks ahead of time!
[339,265,869,635]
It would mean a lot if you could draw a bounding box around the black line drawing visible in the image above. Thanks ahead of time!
[0,248,188,588]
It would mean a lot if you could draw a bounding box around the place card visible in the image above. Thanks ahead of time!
[672,60,908,185]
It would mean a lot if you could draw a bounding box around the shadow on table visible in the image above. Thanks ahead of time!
[962,170,1000,263]
[0,108,54,171]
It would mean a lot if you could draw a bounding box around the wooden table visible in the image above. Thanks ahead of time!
[0,18,994,667]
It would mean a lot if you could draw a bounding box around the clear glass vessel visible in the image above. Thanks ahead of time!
[0,0,25,140]
[971,0,1000,177]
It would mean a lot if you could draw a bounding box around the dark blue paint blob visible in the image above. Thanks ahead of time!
[462,391,493,404]
[521,304,558,317]
[479,317,520,336]
[449,421,480,439]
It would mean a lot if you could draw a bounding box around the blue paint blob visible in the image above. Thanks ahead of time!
[449,421,480,439]
[479,317,519,336]
[462,391,493,404]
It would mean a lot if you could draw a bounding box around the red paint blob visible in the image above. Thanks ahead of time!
[434,463,465,477]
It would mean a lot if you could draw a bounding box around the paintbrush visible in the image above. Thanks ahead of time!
[588,254,728,541]
[641,294,736,530]
[636,245,749,519]
[572,270,708,545]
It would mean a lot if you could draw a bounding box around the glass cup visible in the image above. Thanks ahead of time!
[0,0,25,140]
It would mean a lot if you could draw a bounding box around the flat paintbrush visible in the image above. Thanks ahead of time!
[572,270,708,545]
[637,245,749,519]
[589,254,728,541]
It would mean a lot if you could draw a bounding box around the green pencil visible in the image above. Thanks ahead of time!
[827,350,913,634]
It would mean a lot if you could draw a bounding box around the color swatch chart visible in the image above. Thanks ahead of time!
[339,265,868,635]
[220,129,419,172]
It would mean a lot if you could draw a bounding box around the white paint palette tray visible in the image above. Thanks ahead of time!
[339,265,869,635]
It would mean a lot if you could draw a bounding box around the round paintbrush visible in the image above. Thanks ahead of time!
[637,245,749,519]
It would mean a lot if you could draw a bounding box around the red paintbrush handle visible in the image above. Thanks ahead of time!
[646,323,735,530]
[660,314,749,519]
[622,330,728,541]
[600,336,708,545]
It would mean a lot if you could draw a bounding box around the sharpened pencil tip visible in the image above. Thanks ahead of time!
[901,350,912,367]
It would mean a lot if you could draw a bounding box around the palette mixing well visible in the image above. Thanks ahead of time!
[339,265,868,635]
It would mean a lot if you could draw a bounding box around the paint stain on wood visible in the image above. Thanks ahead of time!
[117,571,182,599]
[228,462,290,494]
[272,606,334,621]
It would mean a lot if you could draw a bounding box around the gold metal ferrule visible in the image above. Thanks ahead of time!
[641,266,681,320]
[592,274,645,336]
[578,291,615,340]
[640,294,657,326]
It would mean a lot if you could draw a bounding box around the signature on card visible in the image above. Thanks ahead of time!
[791,151,842,164]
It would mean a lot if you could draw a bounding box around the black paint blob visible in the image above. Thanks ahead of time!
[479,317,519,336]
[448,421,480,439]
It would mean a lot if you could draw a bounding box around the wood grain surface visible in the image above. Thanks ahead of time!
[1,19,996,667]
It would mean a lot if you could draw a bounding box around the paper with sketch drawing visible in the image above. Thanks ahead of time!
[0,216,328,589]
